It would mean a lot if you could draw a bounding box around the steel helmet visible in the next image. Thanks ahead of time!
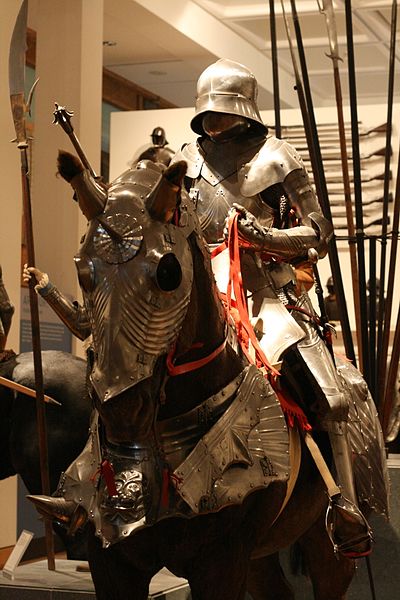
[151,127,167,147]
[190,59,267,136]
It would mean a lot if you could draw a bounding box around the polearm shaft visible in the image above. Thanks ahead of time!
[377,0,398,411]
[383,297,400,438]
[268,0,281,139]
[8,1,55,570]
[284,0,355,364]
[369,237,377,399]
[380,132,400,434]
[317,0,362,364]
[344,0,370,381]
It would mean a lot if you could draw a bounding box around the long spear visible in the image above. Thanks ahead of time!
[377,0,398,412]
[380,131,400,435]
[282,0,356,364]
[344,0,370,381]
[268,0,281,139]
[8,0,55,570]
[317,0,362,364]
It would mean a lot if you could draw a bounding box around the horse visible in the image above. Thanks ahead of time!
[0,349,91,559]
[47,157,388,599]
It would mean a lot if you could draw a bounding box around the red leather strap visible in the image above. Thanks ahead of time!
[226,213,280,377]
[166,337,227,376]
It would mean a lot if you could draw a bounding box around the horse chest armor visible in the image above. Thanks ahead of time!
[71,366,291,546]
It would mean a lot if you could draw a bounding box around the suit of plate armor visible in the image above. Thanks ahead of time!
[137,127,175,167]
[27,60,378,555]
[172,59,369,533]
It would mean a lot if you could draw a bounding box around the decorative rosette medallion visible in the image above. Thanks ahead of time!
[93,213,143,264]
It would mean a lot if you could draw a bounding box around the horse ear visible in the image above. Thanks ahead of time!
[58,150,107,220]
[146,161,187,223]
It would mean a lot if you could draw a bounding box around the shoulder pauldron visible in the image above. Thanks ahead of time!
[172,142,204,179]
[239,136,304,197]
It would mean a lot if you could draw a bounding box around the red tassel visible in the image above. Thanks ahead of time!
[101,459,118,496]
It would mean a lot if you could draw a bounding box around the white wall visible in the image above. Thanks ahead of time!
[110,104,400,334]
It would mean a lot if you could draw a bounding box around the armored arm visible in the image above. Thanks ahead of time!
[23,265,91,341]
[237,137,333,260]
[234,203,321,260]
[281,167,333,258]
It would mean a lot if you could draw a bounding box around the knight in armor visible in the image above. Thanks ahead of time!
[25,61,372,557]
[0,264,16,361]
[172,58,372,556]
[136,126,175,167]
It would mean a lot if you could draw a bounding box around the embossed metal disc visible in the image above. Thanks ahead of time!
[93,213,143,264]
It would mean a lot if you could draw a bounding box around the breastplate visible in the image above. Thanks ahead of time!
[192,138,275,244]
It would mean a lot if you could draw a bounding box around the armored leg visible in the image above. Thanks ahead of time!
[288,307,373,556]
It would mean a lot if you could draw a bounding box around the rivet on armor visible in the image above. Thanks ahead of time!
[228,496,232,501]
[250,483,254,488]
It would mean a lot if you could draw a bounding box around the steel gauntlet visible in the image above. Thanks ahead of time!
[235,204,321,260]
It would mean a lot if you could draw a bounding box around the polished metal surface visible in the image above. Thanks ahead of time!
[38,282,91,341]
[74,161,197,402]
[190,59,267,136]
[173,365,289,513]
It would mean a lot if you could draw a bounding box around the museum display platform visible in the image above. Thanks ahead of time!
[0,560,190,599]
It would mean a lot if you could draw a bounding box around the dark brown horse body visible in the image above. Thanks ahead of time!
[64,159,386,600]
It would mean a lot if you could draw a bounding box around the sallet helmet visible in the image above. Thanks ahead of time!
[151,127,167,147]
[190,59,267,136]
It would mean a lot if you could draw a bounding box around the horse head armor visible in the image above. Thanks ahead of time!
[74,160,199,402]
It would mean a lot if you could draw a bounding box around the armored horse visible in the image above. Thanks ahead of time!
[31,156,388,600]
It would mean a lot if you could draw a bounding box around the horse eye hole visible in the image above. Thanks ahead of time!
[156,253,182,291]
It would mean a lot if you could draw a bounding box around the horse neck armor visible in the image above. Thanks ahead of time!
[62,366,290,547]
[75,162,198,402]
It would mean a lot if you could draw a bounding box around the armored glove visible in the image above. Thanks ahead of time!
[23,264,49,292]
[231,204,321,261]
